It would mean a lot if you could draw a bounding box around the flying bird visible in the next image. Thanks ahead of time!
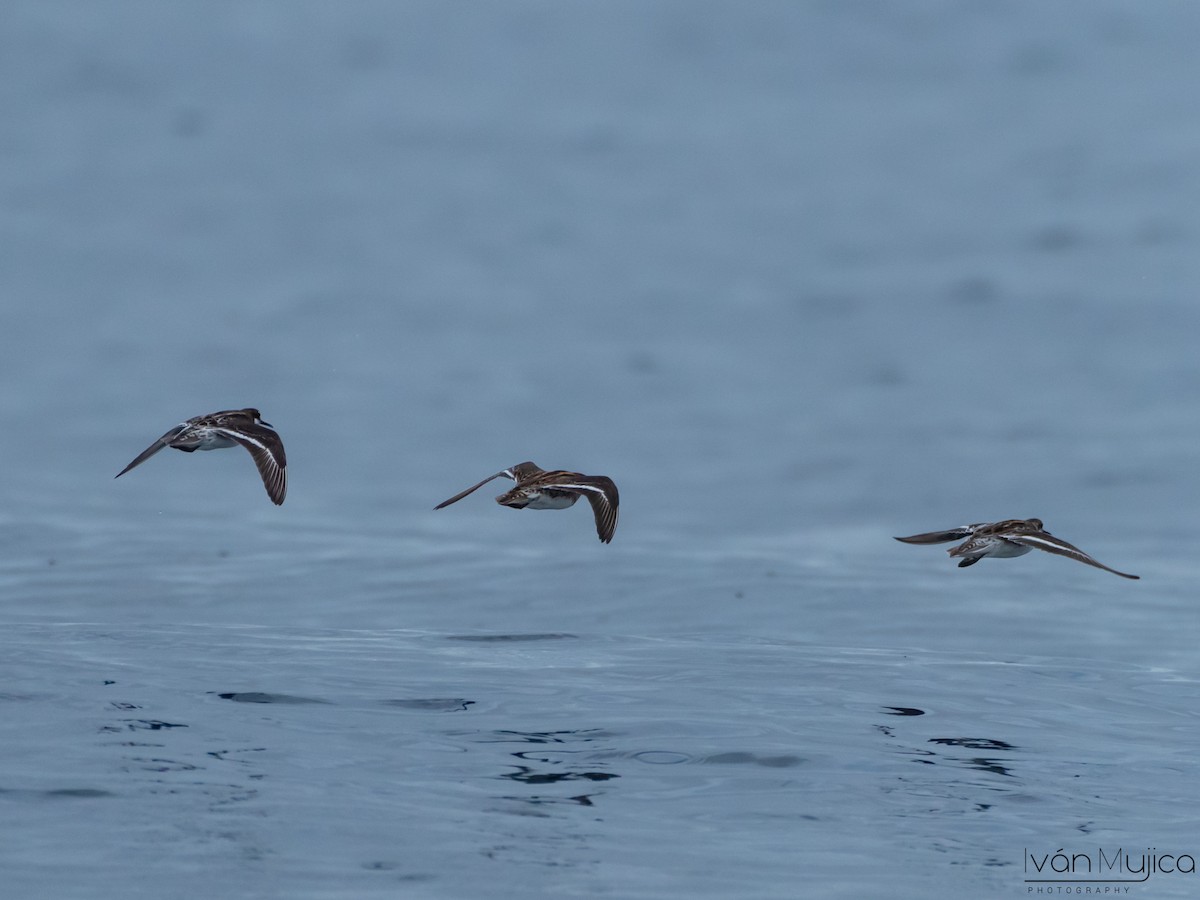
[895,518,1138,579]
[435,461,619,543]
[116,408,287,505]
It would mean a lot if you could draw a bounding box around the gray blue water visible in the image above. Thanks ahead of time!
[2,2,1199,897]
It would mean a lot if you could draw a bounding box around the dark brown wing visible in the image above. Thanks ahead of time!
[207,408,266,427]
[433,463,540,510]
[894,525,978,545]
[1007,531,1139,579]
[980,518,1044,536]
[535,474,618,543]
[575,476,619,543]
[220,425,288,505]
[114,423,189,478]
[506,461,546,484]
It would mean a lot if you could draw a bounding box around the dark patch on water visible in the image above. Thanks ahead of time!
[501,792,596,807]
[0,787,114,800]
[701,752,803,768]
[865,362,906,387]
[925,738,1017,778]
[946,276,998,305]
[501,766,617,785]
[101,719,187,732]
[1007,42,1066,77]
[445,633,578,642]
[216,692,330,705]
[929,737,1014,751]
[361,862,435,882]
[883,706,925,716]
[207,748,267,762]
[44,787,113,798]
[963,757,1014,778]
[475,729,614,750]
[382,698,475,712]
[1028,224,1084,253]
[476,729,614,747]
[127,757,201,773]
[1134,217,1185,246]
[478,729,620,801]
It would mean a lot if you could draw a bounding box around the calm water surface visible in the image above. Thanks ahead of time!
[2,2,1199,897]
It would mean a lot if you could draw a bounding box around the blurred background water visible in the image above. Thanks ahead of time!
[2,1,1199,897]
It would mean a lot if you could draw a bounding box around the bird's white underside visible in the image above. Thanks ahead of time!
[520,493,578,510]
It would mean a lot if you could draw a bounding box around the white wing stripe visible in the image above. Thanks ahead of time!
[214,428,268,450]
[546,482,609,496]
[1011,533,1079,553]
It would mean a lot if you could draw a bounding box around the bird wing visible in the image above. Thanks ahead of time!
[894,525,980,545]
[559,476,619,543]
[434,463,537,510]
[114,423,189,479]
[1006,531,1139,579]
[505,461,545,483]
[218,426,288,506]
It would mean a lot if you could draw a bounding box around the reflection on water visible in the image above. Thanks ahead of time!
[496,733,619,791]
